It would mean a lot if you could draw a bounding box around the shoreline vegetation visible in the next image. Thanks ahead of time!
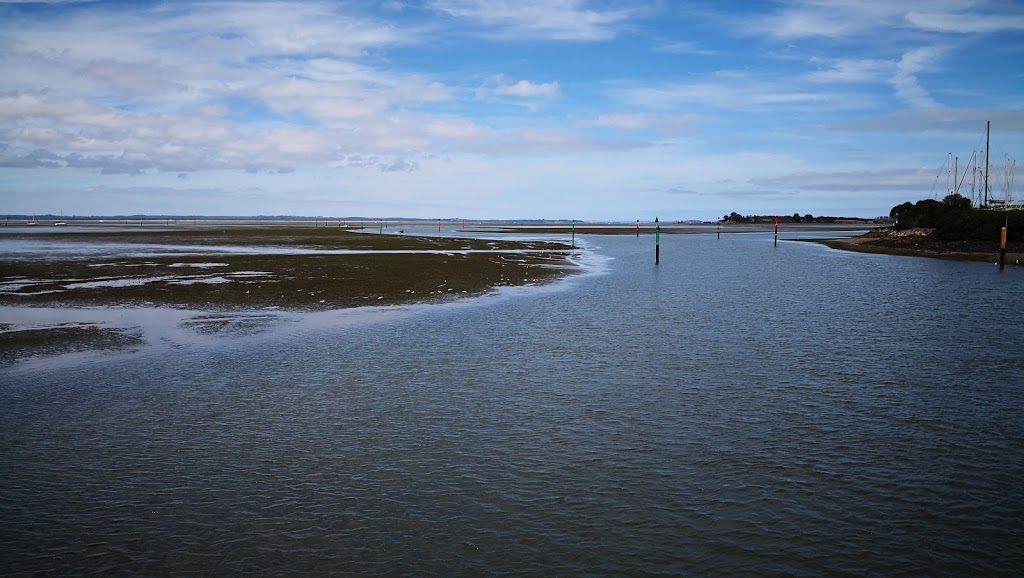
[814,193,1023,264]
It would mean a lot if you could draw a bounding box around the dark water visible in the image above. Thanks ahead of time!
[3,233,1023,576]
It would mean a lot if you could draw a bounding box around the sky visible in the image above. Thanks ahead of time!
[1,0,1023,221]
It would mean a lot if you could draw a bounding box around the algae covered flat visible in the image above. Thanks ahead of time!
[0,225,577,311]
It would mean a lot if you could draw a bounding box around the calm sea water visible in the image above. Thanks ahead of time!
[2,232,1023,576]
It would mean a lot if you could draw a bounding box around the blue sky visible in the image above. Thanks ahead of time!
[1,0,1022,220]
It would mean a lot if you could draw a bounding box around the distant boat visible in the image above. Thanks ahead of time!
[54,220,67,226]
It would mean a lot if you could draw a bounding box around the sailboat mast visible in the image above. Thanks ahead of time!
[984,120,990,207]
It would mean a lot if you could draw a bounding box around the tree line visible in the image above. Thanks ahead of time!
[721,212,866,224]
[890,194,1022,242]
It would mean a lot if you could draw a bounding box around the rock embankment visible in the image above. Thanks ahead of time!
[823,227,1021,263]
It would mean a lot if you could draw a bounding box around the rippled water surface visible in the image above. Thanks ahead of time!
[3,233,1023,576]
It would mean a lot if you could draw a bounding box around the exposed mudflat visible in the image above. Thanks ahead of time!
[0,225,577,310]
[0,224,578,363]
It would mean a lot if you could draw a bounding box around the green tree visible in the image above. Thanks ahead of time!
[943,193,971,210]
[890,202,914,223]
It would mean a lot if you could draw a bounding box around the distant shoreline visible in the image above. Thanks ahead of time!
[471,223,875,235]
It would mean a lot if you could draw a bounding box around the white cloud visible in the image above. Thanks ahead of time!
[759,8,850,39]
[579,113,651,130]
[182,2,417,58]
[752,168,938,191]
[889,46,945,109]
[491,79,560,99]
[421,117,651,155]
[802,58,892,84]
[72,59,191,99]
[906,10,1024,33]
[430,0,634,41]
[423,118,491,140]
[577,113,698,135]
[740,0,907,40]
[622,74,871,113]
[742,0,1000,40]
[0,2,458,173]
[1,0,1021,220]
[256,78,390,120]
[825,108,1024,135]
[652,40,717,56]
[474,76,561,106]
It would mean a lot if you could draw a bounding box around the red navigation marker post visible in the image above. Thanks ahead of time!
[655,217,660,264]
[774,216,780,247]
[1000,219,1007,270]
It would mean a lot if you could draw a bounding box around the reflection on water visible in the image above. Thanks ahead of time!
[2,233,1023,576]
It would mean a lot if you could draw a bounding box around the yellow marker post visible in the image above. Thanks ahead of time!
[999,224,1007,270]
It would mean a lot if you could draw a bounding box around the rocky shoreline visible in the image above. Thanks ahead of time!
[818,227,1022,264]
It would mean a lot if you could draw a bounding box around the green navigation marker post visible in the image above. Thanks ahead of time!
[655,217,660,264]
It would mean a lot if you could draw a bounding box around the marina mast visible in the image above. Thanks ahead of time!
[984,120,990,207]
